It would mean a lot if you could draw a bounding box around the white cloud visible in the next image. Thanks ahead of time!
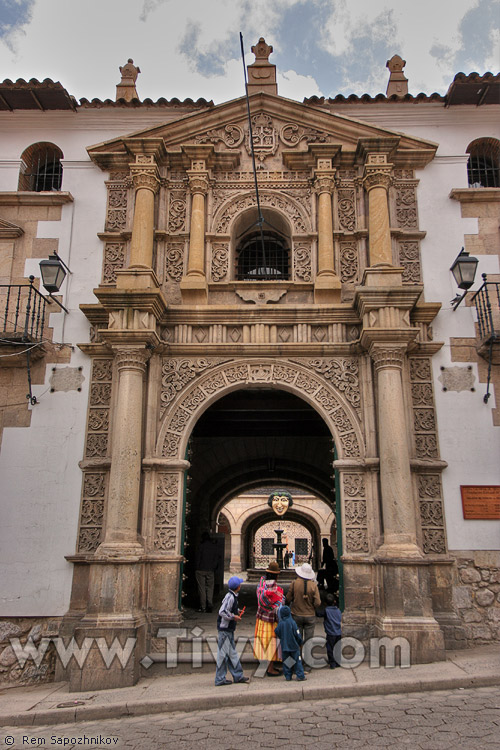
[0,0,495,103]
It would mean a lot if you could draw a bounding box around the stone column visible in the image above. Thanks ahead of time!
[313,161,341,303]
[370,344,420,557]
[363,155,393,267]
[180,164,209,303]
[229,532,242,572]
[98,347,150,556]
[129,156,160,269]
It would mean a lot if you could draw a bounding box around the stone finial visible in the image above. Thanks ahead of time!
[251,37,273,61]
[247,37,277,96]
[386,55,408,98]
[116,58,141,102]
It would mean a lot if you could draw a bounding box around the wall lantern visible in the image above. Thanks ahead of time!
[39,252,71,313]
[450,248,479,310]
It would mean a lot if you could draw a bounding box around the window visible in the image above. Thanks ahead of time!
[261,538,274,555]
[236,231,289,280]
[18,143,63,192]
[466,138,500,188]
[232,207,291,281]
[295,538,308,556]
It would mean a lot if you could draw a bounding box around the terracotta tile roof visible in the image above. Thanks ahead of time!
[0,78,77,110]
[78,96,214,108]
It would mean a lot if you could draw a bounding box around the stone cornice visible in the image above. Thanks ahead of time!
[354,285,424,317]
[0,217,23,238]
[450,187,500,204]
[0,191,74,205]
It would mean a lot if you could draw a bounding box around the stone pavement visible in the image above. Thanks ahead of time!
[1,685,500,749]
[0,644,499,728]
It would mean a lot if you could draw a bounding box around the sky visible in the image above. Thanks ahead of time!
[0,0,499,104]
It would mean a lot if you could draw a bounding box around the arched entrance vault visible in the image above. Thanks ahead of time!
[146,357,368,624]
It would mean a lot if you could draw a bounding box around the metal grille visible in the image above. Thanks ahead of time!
[295,538,308,556]
[467,154,500,187]
[261,538,274,555]
[19,144,63,192]
[236,231,289,280]
[472,277,500,341]
[0,281,48,342]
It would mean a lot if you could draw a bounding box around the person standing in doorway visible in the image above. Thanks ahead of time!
[321,537,339,594]
[286,562,321,671]
[195,531,220,613]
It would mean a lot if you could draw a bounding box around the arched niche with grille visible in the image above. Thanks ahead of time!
[233,208,291,281]
[466,138,500,188]
[18,142,64,192]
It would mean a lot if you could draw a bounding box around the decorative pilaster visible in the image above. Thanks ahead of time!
[313,160,341,303]
[180,164,209,304]
[98,347,150,557]
[129,156,160,269]
[370,344,421,557]
[363,153,393,267]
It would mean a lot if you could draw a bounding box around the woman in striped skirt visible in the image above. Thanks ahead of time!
[253,561,284,676]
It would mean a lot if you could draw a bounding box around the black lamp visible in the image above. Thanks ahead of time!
[450,248,479,310]
[39,252,71,313]
[39,253,67,293]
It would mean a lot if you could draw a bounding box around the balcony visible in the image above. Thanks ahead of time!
[472,275,500,402]
[0,278,50,366]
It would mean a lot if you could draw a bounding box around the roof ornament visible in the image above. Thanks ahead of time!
[386,55,408,98]
[116,58,141,102]
[246,36,278,95]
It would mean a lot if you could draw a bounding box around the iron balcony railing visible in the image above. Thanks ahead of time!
[472,275,500,342]
[0,277,48,344]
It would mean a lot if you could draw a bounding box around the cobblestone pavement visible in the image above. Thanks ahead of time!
[2,685,500,749]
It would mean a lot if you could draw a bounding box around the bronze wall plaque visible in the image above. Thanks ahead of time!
[461,485,500,520]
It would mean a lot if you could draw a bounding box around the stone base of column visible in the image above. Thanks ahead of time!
[314,271,342,303]
[377,541,423,559]
[55,616,147,692]
[180,274,208,304]
[373,616,445,664]
[229,562,242,573]
[115,267,161,290]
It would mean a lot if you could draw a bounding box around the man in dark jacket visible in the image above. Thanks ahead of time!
[195,531,220,612]
[274,605,306,681]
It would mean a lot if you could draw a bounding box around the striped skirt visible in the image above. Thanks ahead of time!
[253,618,281,662]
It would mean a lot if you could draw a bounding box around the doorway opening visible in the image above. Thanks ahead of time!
[180,387,342,609]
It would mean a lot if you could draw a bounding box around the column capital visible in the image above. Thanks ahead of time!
[314,173,336,195]
[363,166,392,193]
[130,155,160,193]
[369,343,406,371]
[113,347,151,372]
[187,171,209,196]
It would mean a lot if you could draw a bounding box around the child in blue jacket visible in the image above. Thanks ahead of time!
[274,605,306,681]
[322,593,342,668]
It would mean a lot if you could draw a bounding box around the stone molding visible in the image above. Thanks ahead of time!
[130,167,160,194]
[370,345,406,371]
[187,171,209,196]
[113,347,151,372]
[314,174,336,195]
[157,357,364,462]
[363,168,392,193]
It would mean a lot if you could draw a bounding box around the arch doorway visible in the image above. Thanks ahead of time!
[180,387,341,608]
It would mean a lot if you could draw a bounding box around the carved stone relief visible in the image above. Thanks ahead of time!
[245,113,278,162]
[78,358,113,553]
[154,472,179,553]
[211,243,229,282]
[102,243,126,284]
[158,359,363,460]
[294,243,312,282]
[214,192,309,234]
[409,358,447,554]
[340,242,359,285]
[280,124,332,146]
[343,472,369,553]
[165,242,185,282]
[398,241,422,284]
[105,180,128,233]
[394,182,418,228]
[337,187,356,232]
[194,124,244,148]
[168,191,187,233]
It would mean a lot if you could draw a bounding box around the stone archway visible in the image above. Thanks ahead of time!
[146,356,370,624]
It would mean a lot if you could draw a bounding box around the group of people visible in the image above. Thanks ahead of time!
[214,540,342,686]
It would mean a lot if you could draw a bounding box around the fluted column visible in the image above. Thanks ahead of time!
[370,344,421,557]
[313,161,341,303]
[98,347,150,556]
[129,156,160,269]
[180,166,209,303]
[363,155,393,267]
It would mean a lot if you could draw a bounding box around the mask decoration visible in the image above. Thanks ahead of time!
[268,489,293,517]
